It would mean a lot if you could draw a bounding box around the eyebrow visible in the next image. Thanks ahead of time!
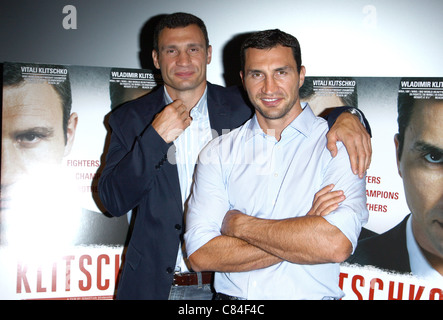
[247,65,292,74]
[12,127,55,138]
[275,66,291,72]
[161,43,205,50]
[413,141,443,155]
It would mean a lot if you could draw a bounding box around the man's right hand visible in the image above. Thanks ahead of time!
[306,184,345,217]
[152,99,192,143]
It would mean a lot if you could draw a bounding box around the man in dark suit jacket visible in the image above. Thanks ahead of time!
[347,214,411,273]
[99,82,253,299]
[98,12,372,300]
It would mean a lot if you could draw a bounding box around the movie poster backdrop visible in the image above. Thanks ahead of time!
[1,62,442,299]
[1,62,158,299]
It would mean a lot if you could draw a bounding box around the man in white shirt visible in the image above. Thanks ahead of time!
[185,29,369,299]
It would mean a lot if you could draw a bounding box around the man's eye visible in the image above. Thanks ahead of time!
[17,133,39,142]
[16,132,46,147]
[251,73,263,79]
[424,152,443,164]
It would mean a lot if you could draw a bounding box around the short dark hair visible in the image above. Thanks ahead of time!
[153,12,210,52]
[3,62,72,144]
[396,77,440,159]
[240,29,302,73]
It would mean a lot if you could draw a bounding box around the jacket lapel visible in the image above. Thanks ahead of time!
[163,145,183,213]
[164,83,234,215]
[207,83,232,136]
[149,88,183,213]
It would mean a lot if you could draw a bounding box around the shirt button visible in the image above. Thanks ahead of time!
[273,172,278,177]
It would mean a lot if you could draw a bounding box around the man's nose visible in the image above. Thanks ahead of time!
[261,77,278,95]
[176,51,191,66]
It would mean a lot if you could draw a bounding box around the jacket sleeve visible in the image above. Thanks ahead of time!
[98,112,172,217]
[325,106,372,137]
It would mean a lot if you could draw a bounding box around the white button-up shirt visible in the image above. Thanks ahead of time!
[185,103,368,299]
[164,87,213,273]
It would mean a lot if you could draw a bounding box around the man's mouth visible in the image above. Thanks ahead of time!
[260,97,282,106]
[175,71,195,78]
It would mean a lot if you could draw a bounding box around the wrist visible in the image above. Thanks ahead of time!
[344,107,365,127]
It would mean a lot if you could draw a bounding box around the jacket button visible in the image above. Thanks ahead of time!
[175,224,182,230]
[166,267,174,274]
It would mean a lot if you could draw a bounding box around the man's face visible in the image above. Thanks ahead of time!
[241,45,305,129]
[395,100,443,259]
[1,81,77,210]
[152,24,212,98]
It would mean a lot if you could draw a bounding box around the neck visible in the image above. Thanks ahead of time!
[256,104,302,141]
[164,82,207,111]
[421,248,443,277]
[412,218,443,276]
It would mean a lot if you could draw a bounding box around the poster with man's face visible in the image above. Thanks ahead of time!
[0,62,158,299]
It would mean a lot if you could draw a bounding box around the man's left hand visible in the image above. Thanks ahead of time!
[326,112,372,178]
[221,210,245,238]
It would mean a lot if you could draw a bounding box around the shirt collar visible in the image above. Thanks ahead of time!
[245,102,315,142]
[163,85,208,120]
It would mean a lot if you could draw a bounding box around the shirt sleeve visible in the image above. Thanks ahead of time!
[320,142,369,253]
[184,139,231,258]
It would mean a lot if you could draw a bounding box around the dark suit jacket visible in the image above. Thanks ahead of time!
[98,83,253,299]
[98,82,369,299]
[347,214,411,274]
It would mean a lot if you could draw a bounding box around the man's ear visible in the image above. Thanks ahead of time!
[298,65,306,88]
[206,45,212,65]
[64,112,78,157]
[239,71,245,88]
[152,49,160,70]
[394,133,402,178]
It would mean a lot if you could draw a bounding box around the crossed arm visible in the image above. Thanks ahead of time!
[188,185,352,273]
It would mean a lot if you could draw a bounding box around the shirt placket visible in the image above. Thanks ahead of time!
[267,140,284,215]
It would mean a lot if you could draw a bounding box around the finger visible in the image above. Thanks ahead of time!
[183,115,192,127]
[170,99,184,109]
[316,194,346,216]
[315,191,344,208]
[310,189,344,215]
[364,133,372,171]
[326,134,338,158]
[356,143,367,178]
[346,142,359,176]
[356,133,372,178]
[310,184,335,210]
[177,104,188,117]
[318,203,340,217]
[315,184,335,197]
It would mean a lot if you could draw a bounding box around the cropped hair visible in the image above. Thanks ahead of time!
[240,29,302,73]
[3,62,72,144]
[153,12,210,52]
[396,77,440,159]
